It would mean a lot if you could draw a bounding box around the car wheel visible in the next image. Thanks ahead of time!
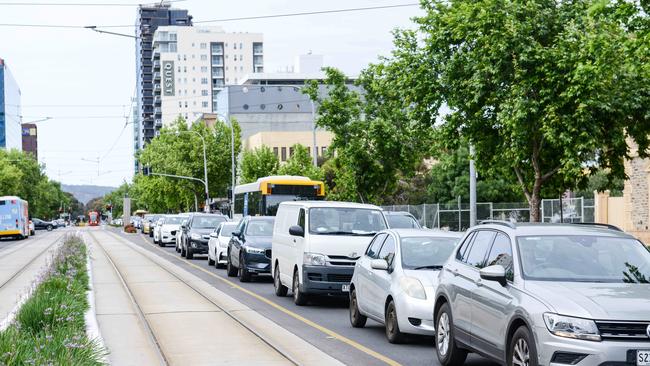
[214,252,222,269]
[508,326,538,366]
[208,249,215,266]
[47,225,53,231]
[349,288,367,328]
[292,270,308,306]
[436,303,467,366]
[385,300,406,344]
[226,251,237,277]
[273,264,288,297]
[186,244,194,260]
[238,254,252,282]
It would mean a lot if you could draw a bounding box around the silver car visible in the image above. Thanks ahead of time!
[434,221,650,366]
[349,229,462,343]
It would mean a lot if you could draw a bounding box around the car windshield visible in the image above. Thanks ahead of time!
[401,236,458,269]
[517,235,650,283]
[220,223,238,237]
[386,214,420,229]
[309,207,386,235]
[192,216,227,228]
[246,219,274,236]
[165,216,184,225]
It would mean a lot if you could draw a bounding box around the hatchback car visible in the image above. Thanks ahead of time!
[181,214,229,259]
[349,229,461,343]
[154,215,184,247]
[227,216,275,282]
[434,221,650,366]
[207,222,239,268]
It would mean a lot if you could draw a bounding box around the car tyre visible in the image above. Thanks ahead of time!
[186,244,194,259]
[226,251,237,277]
[292,270,308,306]
[508,326,538,366]
[273,264,288,297]
[385,300,406,344]
[436,303,467,366]
[47,225,53,231]
[180,242,187,257]
[208,250,215,266]
[238,254,252,282]
[349,288,367,328]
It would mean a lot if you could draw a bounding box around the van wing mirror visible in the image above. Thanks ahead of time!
[370,259,389,271]
[480,265,507,286]
[232,230,241,238]
[289,225,304,237]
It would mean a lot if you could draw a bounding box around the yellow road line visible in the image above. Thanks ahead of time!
[110,229,402,366]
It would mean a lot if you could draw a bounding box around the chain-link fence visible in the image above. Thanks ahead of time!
[382,197,595,231]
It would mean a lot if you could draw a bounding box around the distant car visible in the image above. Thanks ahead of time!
[175,216,191,253]
[145,214,162,237]
[384,211,422,229]
[226,216,275,282]
[349,229,461,343]
[32,218,56,231]
[180,214,229,259]
[154,215,184,247]
[207,222,239,268]
[55,218,65,227]
[29,220,35,236]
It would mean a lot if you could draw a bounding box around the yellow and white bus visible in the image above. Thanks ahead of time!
[0,196,29,239]
[234,176,325,217]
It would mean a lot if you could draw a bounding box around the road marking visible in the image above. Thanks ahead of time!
[116,230,402,366]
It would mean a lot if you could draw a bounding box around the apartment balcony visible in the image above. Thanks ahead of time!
[154,95,161,105]
[153,49,160,59]
[153,72,161,80]
[154,107,162,116]
[211,49,223,55]
[154,119,163,127]
[153,60,160,69]
[154,84,161,93]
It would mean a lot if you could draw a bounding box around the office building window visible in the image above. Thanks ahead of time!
[281,147,287,161]
[177,54,181,61]
[192,78,196,83]
[234,43,237,49]
[183,54,187,60]
[322,146,327,155]
[234,55,237,61]
[178,101,182,108]
[201,66,208,72]
[169,43,177,52]
[273,147,278,157]
[201,90,208,96]
[192,43,195,47]
[183,66,187,72]
[201,54,207,61]
[289,147,294,157]
[169,33,177,41]
[239,42,243,49]
[202,101,209,108]
[184,101,188,108]
[177,66,181,72]
[201,78,208,84]
[200,43,207,49]
[192,66,196,71]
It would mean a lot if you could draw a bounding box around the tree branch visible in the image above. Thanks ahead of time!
[514,166,532,202]
[541,165,561,182]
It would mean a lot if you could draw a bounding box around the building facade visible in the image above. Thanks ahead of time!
[21,123,37,158]
[0,58,22,151]
[135,3,192,171]
[152,26,263,126]
[246,131,333,162]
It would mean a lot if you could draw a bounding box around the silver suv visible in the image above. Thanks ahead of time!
[434,221,650,366]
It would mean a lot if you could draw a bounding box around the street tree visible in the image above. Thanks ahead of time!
[387,0,650,221]
[240,146,279,184]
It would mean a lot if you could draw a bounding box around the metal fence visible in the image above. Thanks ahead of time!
[382,197,595,231]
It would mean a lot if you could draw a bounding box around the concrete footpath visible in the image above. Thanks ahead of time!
[87,228,343,366]
[0,231,63,329]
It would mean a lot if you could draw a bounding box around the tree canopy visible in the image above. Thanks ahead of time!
[240,146,280,184]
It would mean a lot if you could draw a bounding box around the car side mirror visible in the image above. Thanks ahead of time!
[289,225,304,237]
[181,224,187,230]
[480,265,507,287]
[232,230,241,238]
[370,259,389,271]
[210,232,219,238]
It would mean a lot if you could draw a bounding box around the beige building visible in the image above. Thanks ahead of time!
[245,131,334,162]
[152,26,263,129]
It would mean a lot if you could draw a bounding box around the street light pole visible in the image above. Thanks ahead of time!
[212,112,236,219]
[176,130,209,213]
[310,99,318,167]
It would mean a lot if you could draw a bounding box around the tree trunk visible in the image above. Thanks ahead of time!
[529,180,542,222]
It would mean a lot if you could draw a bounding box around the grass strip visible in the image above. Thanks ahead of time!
[0,234,106,365]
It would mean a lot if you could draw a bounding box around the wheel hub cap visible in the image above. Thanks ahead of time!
[437,313,450,357]
[513,338,530,366]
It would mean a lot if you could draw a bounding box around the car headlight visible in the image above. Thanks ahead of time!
[190,233,201,240]
[303,252,327,266]
[245,246,265,254]
[543,313,601,341]
[399,277,426,300]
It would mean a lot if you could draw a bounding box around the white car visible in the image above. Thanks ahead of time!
[154,215,184,247]
[207,222,238,268]
[175,216,190,253]
[272,201,388,306]
[349,229,461,343]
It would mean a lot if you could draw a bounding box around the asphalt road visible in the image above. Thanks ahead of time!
[109,227,498,366]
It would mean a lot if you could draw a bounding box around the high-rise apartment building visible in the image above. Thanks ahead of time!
[135,3,192,171]
[21,123,37,158]
[152,26,263,125]
[0,58,22,151]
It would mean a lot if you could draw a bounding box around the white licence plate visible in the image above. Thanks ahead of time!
[341,284,350,292]
[638,350,650,366]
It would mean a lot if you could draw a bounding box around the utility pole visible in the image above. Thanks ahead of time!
[311,99,318,167]
[469,145,477,227]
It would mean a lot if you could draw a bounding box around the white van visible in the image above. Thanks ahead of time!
[272,201,387,305]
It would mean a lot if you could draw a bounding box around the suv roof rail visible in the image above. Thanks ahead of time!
[478,220,517,229]
[570,222,623,232]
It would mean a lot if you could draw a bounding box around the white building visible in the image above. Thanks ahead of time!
[152,26,263,128]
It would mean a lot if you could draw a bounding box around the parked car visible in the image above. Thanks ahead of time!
[32,218,56,231]
[154,215,185,247]
[434,221,650,366]
[147,214,163,237]
[175,216,190,253]
[272,201,388,305]
[180,214,229,259]
[207,222,239,268]
[350,229,461,343]
[383,211,422,229]
[226,216,275,282]
[29,220,35,236]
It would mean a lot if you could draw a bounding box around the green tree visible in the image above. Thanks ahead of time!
[277,144,323,180]
[384,0,650,221]
[240,146,279,184]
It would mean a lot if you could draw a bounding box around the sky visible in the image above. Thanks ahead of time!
[0,0,423,187]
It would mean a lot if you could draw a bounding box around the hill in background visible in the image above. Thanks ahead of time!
[61,184,116,205]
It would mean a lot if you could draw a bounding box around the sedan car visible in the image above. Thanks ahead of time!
[226,216,275,282]
[434,221,650,366]
[207,222,238,268]
[32,218,56,231]
[350,229,461,343]
[154,215,184,247]
[181,214,229,259]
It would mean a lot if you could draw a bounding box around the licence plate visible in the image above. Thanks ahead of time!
[341,284,350,292]
[638,350,650,366]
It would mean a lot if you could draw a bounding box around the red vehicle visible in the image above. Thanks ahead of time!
[88,211,100,226]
